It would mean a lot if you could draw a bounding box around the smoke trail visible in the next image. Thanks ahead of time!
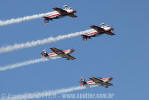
[0,11,56,26]
[0,29,95,54]
[0,57,59,71]
[0,86,97,100]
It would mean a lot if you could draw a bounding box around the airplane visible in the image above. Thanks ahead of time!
[80,76,113,88]
[81,23,115,42]
[43,5,77,24]
[41,47,76,60]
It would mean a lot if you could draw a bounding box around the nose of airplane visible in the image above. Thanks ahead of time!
[111,28,114,31]
[109,77,113,81]
[71,49,75,53]
[72,10,77,13]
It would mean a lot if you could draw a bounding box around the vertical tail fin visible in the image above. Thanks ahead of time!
[80,77,87,86]
[41,50,49,57]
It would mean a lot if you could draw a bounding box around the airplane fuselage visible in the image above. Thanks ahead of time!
[42,49,74,58]
[85,77,113,85]
[84,26,113,37]
[45,9,76,19]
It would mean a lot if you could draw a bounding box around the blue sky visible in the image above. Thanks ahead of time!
[0,0,149,99]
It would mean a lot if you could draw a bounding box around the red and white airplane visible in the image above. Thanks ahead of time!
[41,47,76,60]
[43,5,77,24]
[82,23,115,42]
[80,76,113,88]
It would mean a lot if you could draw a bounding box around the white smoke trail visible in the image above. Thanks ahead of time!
[0,57,59,71]
[0,11,56,26]
[0,29,95,54]
[0,86,97,100]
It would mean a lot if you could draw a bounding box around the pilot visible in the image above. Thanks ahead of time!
[63,5,68,10]
[101,22,110,29]
[63,4,68,8]
[63,5,72,10]
[100,23,105,28]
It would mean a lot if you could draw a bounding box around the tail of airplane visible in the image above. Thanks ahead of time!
[41,49,49,57]
[80,77,87,86]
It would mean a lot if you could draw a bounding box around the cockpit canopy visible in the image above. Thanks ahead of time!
[63,5,72,10]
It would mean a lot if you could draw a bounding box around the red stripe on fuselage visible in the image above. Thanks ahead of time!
[46,13,61,18]
[46,10,75,18]
[84,31,98,36]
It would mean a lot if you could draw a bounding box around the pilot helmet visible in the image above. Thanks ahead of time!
[69,7,72,9]
[63,4,68,8]
[101,22,105,26]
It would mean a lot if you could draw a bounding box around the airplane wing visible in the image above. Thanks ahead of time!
[91,25,115,36]
[50,48,76,60]
[90,77,104,85]
[50,48,64,55]
[104,82,113,86]
[53,7,68,15]
[90,25,104,33]
[67,14,77,18]
[105,31,115,35]
[63,54,76,60]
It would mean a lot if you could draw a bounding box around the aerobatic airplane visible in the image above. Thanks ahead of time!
[41,47,76,60]
[43,5,77,24]
[82,23,115,42]
[80,76,113,88]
